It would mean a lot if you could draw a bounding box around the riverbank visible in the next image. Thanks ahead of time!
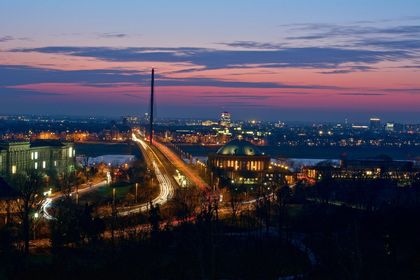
[177,144,419,160]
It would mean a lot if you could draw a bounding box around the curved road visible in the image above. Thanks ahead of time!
[42,132,207,219]
[117,134,175,216]
[41,134,176,219]
[41,180,107,220]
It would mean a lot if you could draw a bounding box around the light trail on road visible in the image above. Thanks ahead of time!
[153,140,210,192]
[118,134,174,216]
[40,198,54,220]
[41,133,176,219]
[41,180,107,220]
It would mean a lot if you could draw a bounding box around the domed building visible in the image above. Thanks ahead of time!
[208,139,270,185]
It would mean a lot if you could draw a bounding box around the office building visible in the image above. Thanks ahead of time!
[385,122,394,132]
[0,140,76,177]
[369,117,382,131]
[220,112,232,127]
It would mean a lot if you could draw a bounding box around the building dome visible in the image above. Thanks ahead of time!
[216,139,263,156]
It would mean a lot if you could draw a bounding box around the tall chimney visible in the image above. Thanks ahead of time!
[149,68,154,145]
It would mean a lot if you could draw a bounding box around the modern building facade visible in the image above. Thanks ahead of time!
[0,140,75,177]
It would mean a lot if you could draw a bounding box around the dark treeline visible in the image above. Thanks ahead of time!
[0,186,310,279]
[1,173,420,279]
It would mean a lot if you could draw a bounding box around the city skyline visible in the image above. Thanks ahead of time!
[1,1,420,122]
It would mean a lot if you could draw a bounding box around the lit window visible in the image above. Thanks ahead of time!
[42,161,46,169]
[11,165,16,174]
[31,152,34,160]
[54,161,57,167]
[35,162,38,169]
[34,151,38,160]
[68,147,73,158]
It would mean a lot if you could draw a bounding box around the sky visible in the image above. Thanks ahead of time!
[0,0,420,122]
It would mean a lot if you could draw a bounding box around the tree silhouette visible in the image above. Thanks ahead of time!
[7,171,44,254]
[172,187,201,222]
[148,202,161,237]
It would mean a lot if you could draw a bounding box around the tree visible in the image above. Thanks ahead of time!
[292,181,307,203]
[59,171,78,196]
[315,174,334,204]
[127,159,147,184]
[148,202,161,237]
[275,185,292,235]
[276,184,292,209]
[172,187,201,222]
[79,154,91,182]
[50,197,82,251]
[0,223,18,253]
[223,183,246,221]
[8,171,44,254]
[197,193,218,225]
[412,174,420,206]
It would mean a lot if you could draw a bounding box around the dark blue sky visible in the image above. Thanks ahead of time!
[0,1,419,122]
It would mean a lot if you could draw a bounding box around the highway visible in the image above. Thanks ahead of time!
[41,132,205,219]
[117,133,175,216]
[41,133,177,219]
[152,140,210,191]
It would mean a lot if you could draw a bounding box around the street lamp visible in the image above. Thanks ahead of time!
[135,183,138,203]
[112,187,116,207]
[111,187,116,244]
[33,212,40,240]
[76,185,79,205]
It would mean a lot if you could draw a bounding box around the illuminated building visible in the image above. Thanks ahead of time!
[369,117,382,131]
[274,121,285,128]
[202,120,218,126]
[301,157,417,183]
[0,140,75,176]
[340,158,414,174]
[352,125,369,130]
[208,139,270,185]
[220,112,232,127]
[122,116,140,126]
[33,131,59,140]
[385,122,394,132]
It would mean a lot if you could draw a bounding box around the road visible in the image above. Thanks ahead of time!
[117,133,175,216]
[152,140,210,191]
[41,180,107,220]
[41,133,177,219]
[41,132,209,219]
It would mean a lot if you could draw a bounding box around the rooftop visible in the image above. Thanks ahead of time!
[216,139,264,156]
[30,139,66,148]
